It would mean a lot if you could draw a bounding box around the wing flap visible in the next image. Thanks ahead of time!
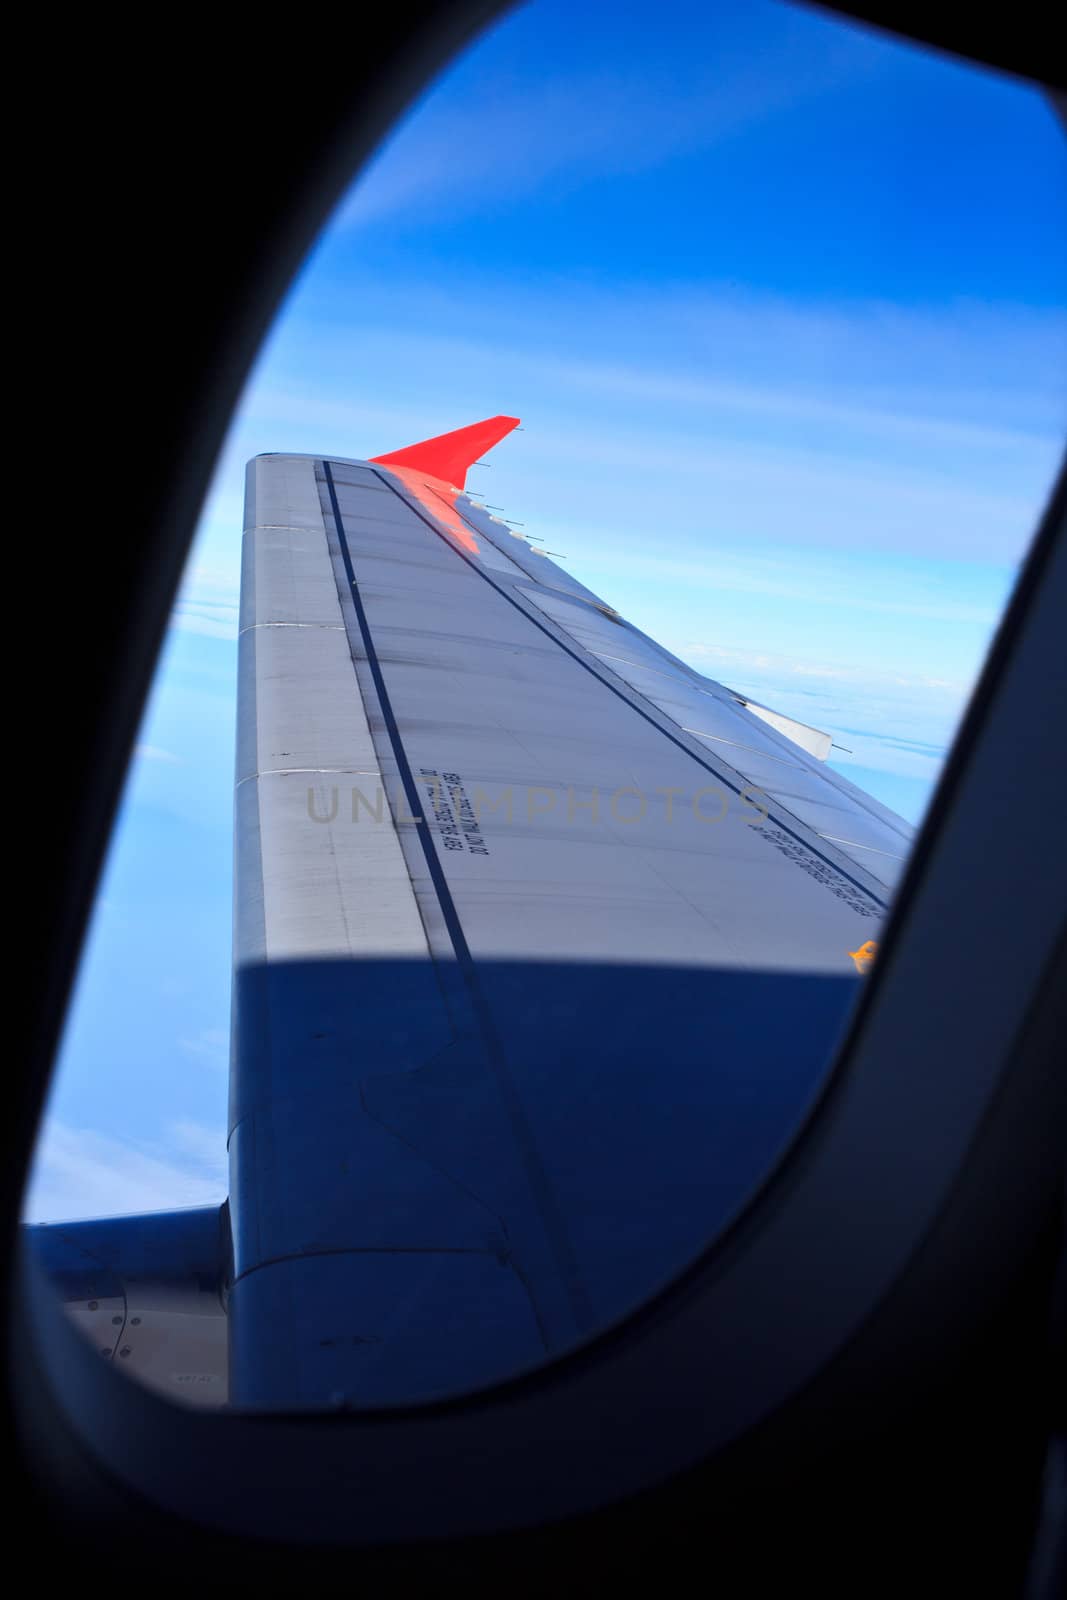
[25,1206,229,1408]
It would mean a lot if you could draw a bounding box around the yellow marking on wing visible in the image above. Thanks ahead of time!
[849,939,879,975]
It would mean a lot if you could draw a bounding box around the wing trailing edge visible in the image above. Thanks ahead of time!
[733,695,833,761]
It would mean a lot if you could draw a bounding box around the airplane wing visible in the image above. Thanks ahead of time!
[224,420,914,1409]
[28,417,915,1412]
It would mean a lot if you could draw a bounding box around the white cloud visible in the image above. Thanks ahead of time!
[171,605,239,641]
[136,743,181,765]
[339,12,884,230]
[23,1120,227,1225]
[681,641,968,696]
[167,1119,229,1186]
[168,561,241,640]
[180,1028,229,1071]
[671,637,963,787]
[242,286,1064,568]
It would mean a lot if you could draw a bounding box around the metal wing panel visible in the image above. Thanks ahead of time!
[25,1207,228,1409]
[228,448,905,1409]
[329,463,888,963]
[516,585,912,885]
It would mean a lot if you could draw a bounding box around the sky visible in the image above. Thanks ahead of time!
[24,0,1066,1223]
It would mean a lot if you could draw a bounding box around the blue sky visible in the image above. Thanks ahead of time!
[25,0,1066,1222]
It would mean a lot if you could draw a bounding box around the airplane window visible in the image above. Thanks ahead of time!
[23,0,1066,1412]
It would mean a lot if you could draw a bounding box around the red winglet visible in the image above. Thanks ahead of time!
[371,415,520,491]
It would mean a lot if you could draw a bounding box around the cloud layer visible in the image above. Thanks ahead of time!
[24,1120,227,1224]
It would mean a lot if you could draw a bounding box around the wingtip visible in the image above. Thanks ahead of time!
[371,415,521,490]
